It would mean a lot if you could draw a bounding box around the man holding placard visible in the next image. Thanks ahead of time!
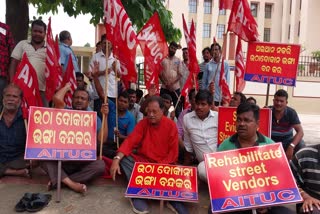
[213,103,294,213]
[41,84,108,194]
[110,96,188,214]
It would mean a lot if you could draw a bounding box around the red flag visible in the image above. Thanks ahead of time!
[54,34,60,60]
[219,0,233,10]
[181,75,193,109]
[219,58,232,104]
[20,98,29,119]
[61,54,77,108]
[45,17,63,101]
[235,36,246,92]
[104,0,138,89]
[227,0,259,42]
[13,53,43,119]
[137,12,167,90]
[182,15,199,89]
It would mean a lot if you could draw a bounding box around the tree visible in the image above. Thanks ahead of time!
[6,0,181,43]
[84,42,91,47]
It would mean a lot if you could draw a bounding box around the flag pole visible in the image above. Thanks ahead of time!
[99,41,109,160]
[115,61,119,149]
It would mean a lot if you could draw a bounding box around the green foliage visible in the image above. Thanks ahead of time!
[84,42,91,47]
[312,51,320,62]
[29,0,181,42]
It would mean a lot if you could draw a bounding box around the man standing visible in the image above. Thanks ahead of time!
[85,35,120,119]
[8,20,48,106]
[198,47,211,89]
[159,41,182,117]
[0,84,29,178]
[180,47,189,90]
[127,89,143,123]
[0,21,15,110]
[59,30,80,73]
[110,96,188,214]
[201,43,230,106]
[270,89,305,160]
[41,83,108,193]
[183,90,218,182]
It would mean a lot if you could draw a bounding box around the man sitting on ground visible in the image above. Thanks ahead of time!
[127,89,143,123]
[215,103,294,214]
[183,89,218,182]
[41,83,108,193]
[110,96,188,214]
[229,92,246,107]
[270,89,305,160]
[291,145,320,214]
[0,84,29,178]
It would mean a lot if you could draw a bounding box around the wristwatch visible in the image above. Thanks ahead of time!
[113,155,121,160]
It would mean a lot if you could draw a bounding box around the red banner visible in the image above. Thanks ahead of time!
[25,107,97,160]
[104,0,138,89]
[45,17,63,101]
[219,0,233,10]
[217,107,272,145]
[125,162,198,202]
[204,144,302,213]
[235,36,246,92]
[227,0,259,42]
[13,53,43,108]
[245,42,300,86]
[137,12,167,90]
[219,58,232,104]
[61,54,77,108]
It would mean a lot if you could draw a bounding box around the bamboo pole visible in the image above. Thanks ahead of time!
[99,42,109,160]
[115,61,119,149]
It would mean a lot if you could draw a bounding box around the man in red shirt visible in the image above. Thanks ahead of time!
[110,96,188,214]
[0,22,15,110]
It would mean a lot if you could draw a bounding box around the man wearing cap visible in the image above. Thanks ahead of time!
[159,41,183,117]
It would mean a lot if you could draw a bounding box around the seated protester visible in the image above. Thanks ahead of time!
[177,89,196,164]
[75,72,94,108]
[229,92,246,107]
[0,84,29,178]
[139,84,158,117]
[110,96,188,214]
[41,83,107,194]
[91,63,135,159]
[127,89,143,123]
[246,96,257,105]
[161,93,176,122]
[104,92,135,159]
[183,89,218,182]
[270,89,305,160]
[215,103,294,214]
[291,145,320,214]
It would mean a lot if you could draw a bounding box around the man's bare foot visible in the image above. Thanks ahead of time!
[62,177,87,194]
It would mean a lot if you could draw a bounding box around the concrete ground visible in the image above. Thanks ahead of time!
[0,114,319,214]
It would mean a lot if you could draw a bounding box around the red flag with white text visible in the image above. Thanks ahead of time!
[104,0,138,89]
[219,0,233,10]
[219,58,232,104]
[235,36,246,92]
[227,0,259,42]
[13,53,43,118]
[137,12,167,90]
[182,14,200,88]
[181,75,193,109]
[61,54,77,108]
[45,17,63,101]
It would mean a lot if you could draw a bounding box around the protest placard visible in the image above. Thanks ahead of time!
[218,107,272,145]
[125,162,198,202]
[204,143,302,213]
[25,106,97,160]
[245,42,300,86]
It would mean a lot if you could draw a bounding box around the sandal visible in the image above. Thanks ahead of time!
[26,193,52,212]
[14,192,33,212]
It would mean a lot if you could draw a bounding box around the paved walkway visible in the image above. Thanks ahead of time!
[0,114,319,214]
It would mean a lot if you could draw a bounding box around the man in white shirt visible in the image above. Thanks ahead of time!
[85,34,120,118]
[127,89,143,123]
[183,89,218,182]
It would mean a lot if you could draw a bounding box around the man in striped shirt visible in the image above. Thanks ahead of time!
[290,145,320,213]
